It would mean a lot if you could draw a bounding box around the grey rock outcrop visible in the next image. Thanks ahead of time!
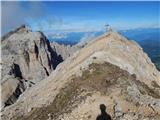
[1,25,63,108]
[50,41,81,60]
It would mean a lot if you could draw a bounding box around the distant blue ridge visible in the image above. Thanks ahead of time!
[48,31,103,45]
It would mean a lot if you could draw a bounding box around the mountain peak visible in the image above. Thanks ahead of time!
[2,25,31,41]
[15,24,31,33]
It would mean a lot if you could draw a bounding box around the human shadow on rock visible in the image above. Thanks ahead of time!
[96,104,112,120]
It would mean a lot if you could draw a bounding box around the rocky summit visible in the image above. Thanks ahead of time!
[1,25,63,108]
[1,26,160,120]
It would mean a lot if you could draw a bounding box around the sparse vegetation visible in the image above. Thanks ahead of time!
[93,56,97,59]
[15,62,128,120]
[135,80,160,99]
[14,62,160,120]
[151,81,160,88]
[16,79,80,120]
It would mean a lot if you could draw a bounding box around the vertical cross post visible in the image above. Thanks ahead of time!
[105,24,110,32]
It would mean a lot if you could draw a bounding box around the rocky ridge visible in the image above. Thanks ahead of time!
[1,29,160,120]
[50,41,81,60]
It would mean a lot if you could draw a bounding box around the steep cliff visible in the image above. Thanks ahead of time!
[1,25,63,108]
[50,41,81,60]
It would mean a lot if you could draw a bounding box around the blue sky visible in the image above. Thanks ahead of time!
[2,1,160,35]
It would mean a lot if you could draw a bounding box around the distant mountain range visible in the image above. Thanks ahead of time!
[49,31,103,45]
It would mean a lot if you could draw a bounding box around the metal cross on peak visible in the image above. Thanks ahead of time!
[105,24,112,32]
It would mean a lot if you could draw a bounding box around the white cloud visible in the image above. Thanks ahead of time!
[78,32,97,45]
[2,1,158,36]
[47,33,68,39]
[36,19,105,34]
[110,20,160,30]
[1,1,47,35]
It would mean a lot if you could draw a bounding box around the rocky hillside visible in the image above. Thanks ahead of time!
[1,25,63,108]
[1,29,160,120]
[9,62,160,120]
[50,41,81,60]
[50,38,94,61]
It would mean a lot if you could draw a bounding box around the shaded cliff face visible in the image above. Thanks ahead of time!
[50,41,82,60]
[1,30,160,120]
[1,25,63,108]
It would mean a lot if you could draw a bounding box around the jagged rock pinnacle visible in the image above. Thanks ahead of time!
[15,24,31,33]
[2,25,31,41]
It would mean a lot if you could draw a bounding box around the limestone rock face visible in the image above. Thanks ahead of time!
[50,41,81,60]
[1,75,20,108]
[1,25,63,108]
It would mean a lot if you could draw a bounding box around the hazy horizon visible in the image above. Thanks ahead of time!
[2,1,159,36]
